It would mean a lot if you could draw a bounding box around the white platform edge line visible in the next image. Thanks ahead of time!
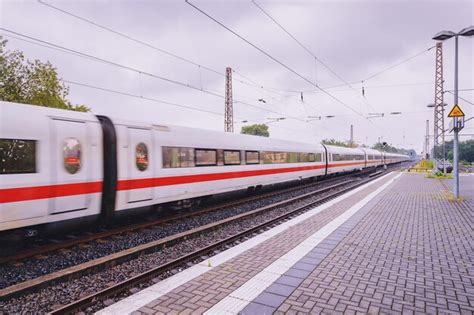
[206,172,403,315]
[96,172,400,315]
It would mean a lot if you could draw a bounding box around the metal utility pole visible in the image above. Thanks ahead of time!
[425,120,430,159]
[349,124,354,147]
[453,35,460,197]
[433,42,446,172]
[224,67,234,132]
[433,26,474,198]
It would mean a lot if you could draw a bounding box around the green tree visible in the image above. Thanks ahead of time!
[446,139,474,163]
[460,140,474,163]
[322,139,351,148]
[241,124,270,137]
[372,142,408,154]
[0,37,89,112]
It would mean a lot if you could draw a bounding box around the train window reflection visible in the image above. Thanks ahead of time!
[162,147,195,168]
[224,150,240,165]
[245,151,259,164]
[0,139,36,174]
[195,149,217,166]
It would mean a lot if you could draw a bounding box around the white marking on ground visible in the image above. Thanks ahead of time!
[97,172,400,315]
[206,173,402,315]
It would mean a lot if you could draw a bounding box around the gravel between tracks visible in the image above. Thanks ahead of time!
[0,179,357,314]
[0,176,353,289]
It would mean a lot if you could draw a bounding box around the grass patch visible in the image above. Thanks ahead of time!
[425,171,453,179]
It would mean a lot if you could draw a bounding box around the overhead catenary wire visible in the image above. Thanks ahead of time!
[1,28,308,121]
[185,0,366,119]
[252,0,357,91]
[37,0,224,76]
[362,46,436,82]
[65,80,314,136]
[37,0,293,98]
[252,0,379,113]
[445,90,474,106]
[64,80,225,117]
[251,0,436,115]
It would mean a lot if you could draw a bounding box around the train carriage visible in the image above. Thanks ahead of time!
[112,119,328,212]
[324,145,366,174]
[361,148,384,168]
[0,102,104,232]
[0,101,409,235]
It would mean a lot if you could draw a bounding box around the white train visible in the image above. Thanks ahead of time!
[0,102,408,235]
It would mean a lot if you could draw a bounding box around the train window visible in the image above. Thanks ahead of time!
[63,138,82,174]
[288,152,299,163]
[308,153,315,162]
[332,154,340,161]
[0,139,36,174]
[195,149,217,166]
[163,147,179,168]
[217,149,224,166]
[224,150,241,165]
[263,152,287,164]
[245,151,259,164]
[162,147,195,168]
[314,153,322,162]
[135,143,149,171]
[179,148,195,167]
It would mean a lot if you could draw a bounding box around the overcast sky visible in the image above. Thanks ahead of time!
[1,0,473,153]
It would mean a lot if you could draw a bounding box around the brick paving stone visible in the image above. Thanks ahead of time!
[277,173,473,314]
[135,172,399,314]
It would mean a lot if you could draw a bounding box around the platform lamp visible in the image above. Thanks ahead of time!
[433,26,474,198]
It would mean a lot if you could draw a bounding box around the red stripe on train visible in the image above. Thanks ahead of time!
[1,161,367,203]
[117,161,366,190]
[117,164,328,190]
[0,182,103,204]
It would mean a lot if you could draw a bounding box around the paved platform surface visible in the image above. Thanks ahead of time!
[99,172,474,315]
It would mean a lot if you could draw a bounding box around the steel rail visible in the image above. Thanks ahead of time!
[0,173,359,265]
[0,178,358,301]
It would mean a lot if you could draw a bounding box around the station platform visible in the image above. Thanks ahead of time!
[99,171,474,315]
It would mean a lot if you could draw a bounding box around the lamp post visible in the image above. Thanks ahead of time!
[433,26,474,198]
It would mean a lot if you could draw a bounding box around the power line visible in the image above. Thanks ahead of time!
[65,80,226,117]
[37,0,291,98]
[66,80,316,135]
[445,90,474,106]
[445,88,474,92]
[185,0,365,119]
[252,0,356,91]
[252,0,379,113]
[362,46,436,82]
[1,28,305,121]
[1,28,223,97]
[301,82,435,95]
[37,0,224,77]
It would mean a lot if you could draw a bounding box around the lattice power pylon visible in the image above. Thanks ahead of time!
[224,67,234,132]
[433,42,445,169]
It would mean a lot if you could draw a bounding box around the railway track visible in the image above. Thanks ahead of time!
[0,168,400,314]
[49,170,392,314]
[0,173,359,266]
[0,179,355,299]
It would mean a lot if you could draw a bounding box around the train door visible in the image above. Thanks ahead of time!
[51,119,89,214]
[127,127,153,203]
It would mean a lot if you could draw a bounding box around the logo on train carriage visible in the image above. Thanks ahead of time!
[63,138,81,174]
[136,143,149,171]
